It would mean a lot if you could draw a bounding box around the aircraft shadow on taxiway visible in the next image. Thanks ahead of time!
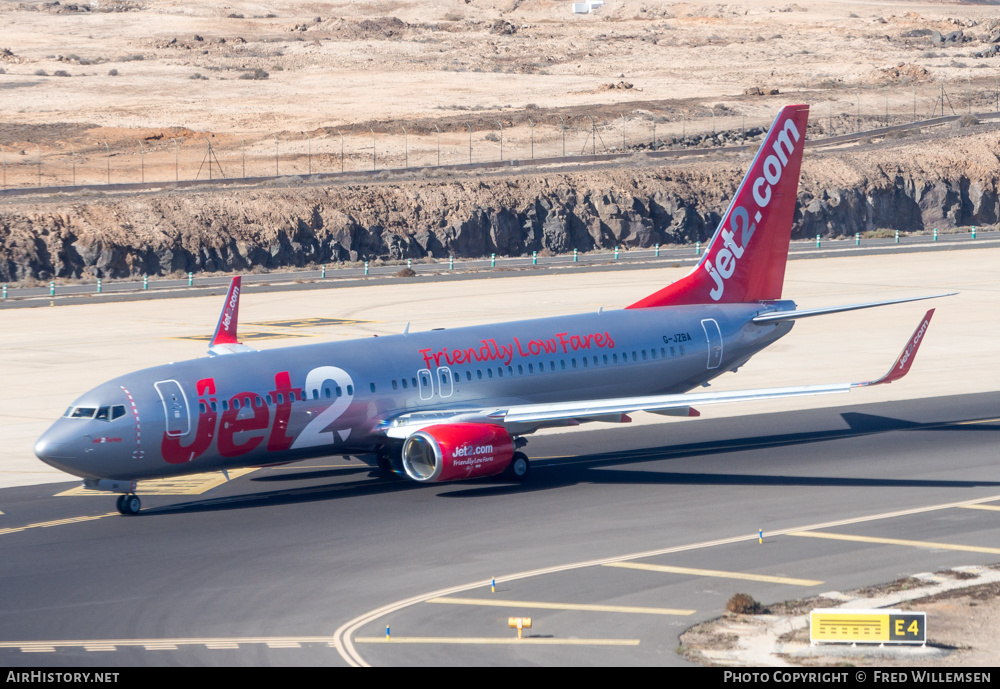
[142,410,1000,515]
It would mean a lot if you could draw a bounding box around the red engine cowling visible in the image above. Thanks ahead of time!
[401,423,514,483]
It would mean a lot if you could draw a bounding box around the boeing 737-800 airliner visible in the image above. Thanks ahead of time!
[35,104,947,514]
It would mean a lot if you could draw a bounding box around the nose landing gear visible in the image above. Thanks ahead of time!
[115,493,141,515]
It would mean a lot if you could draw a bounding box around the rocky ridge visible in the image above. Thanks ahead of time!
[1,127,998,282]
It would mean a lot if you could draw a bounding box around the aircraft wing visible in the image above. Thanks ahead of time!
[381,309,935,439]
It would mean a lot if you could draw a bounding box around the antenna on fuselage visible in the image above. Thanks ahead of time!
[403,322,410,335]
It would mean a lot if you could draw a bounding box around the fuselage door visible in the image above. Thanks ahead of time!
[436,366,454,398]
[701,318,723,370]
[417,368,434,401]
[154,380,191,437]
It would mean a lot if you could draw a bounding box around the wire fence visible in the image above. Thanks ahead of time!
[2,83,999,192]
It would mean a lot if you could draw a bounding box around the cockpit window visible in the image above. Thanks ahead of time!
[66,404,128,420]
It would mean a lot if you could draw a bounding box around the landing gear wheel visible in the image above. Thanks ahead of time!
[504,452,530,482]
[120,494,141,515]
[115,495,127,514]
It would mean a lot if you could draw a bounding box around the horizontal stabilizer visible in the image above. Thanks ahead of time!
[753,294,953,324]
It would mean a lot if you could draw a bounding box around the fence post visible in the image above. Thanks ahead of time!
[695,241,701,256]
[138,140,145,183]
[654,244,660,257]
[491,253,496,268]
[450,256,454,270]
[972,225,976,239]
[49,281,55,297]
[143,275,148,290]
[188,272,193,287]
[895,230,899,244]
[933,228,938,242]
[97,278,101,294]
[2,284,6,299]
[321,264,326,278]
[364,261,369,275]
[816,234,821,248]
[855,232,860,246]
[573,248,578,262]
[532,251,537,265]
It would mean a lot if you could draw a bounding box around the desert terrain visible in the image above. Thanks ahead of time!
[1,1,1000,283]
[1,0,999,185]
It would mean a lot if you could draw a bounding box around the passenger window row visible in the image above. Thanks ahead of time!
[378,345,686,394]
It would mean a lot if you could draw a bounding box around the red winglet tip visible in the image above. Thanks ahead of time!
[210,276,242,346]
[872,308,935,386]
[688,408,701,417]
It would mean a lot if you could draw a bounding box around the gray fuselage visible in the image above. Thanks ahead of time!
[35,301,794,482]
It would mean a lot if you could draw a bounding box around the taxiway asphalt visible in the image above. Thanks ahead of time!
[1,393,998,666]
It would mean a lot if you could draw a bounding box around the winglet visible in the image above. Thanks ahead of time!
[210,276,243,347]
[860,309,935,387]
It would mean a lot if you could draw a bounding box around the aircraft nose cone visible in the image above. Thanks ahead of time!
[34,425,84,475]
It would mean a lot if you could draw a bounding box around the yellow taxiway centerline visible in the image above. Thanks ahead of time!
[603,562,823,586]
[788,531,1000,555]
[958,504,1000,512]
[426,597,694,616]
[0,636,340,651]
[355,636,639,646]
[0,513,118,537]
[56,468,257,497]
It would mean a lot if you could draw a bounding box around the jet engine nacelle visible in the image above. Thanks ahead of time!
[401,423,514,483]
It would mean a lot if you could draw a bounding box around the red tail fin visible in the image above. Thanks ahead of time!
[628,104,809,308]
[210,276,242,346]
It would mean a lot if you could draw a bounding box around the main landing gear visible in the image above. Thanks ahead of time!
[116,493,141,516]
[503,452,530,482]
